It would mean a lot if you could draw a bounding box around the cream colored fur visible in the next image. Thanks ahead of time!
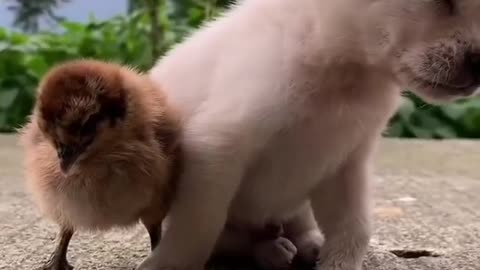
[139,0,480,269]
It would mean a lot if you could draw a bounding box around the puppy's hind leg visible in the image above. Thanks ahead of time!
[213,224,297,270]
[37,227,74,270]
[311,147,373,270]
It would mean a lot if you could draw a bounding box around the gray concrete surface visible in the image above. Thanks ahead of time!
[0,135,479,270]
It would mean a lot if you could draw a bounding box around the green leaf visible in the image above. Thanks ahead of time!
[462,109,480,135]
[385,121,405,137]
[25,55,49,78]
[415,112,443,129]
[61,21,85,33]
[9,33,29,44]
[440,103,466,121]
[397,97,415,122]
[0,41,9,51]
[406,124,434,139]
[433,125,457,139]
[0,112,7,131]
[0,88,19,110]
[0,28,7,40]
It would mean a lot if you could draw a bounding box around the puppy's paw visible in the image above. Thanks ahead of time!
[135,255,202,270]
[314,242,364,270]
[253,237,297,270]
[292,230,325,267]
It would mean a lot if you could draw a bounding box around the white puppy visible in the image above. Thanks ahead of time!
[140,0,480,269]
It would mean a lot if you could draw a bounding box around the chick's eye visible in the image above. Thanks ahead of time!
[80,113,101,136]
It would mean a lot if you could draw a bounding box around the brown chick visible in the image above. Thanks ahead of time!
[19,59,181,270]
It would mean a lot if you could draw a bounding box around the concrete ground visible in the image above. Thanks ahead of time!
[0,135,479,270]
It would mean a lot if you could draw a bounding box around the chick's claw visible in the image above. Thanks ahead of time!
[37,258,73,270]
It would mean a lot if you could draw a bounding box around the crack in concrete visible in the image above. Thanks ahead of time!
[390,250,441,259]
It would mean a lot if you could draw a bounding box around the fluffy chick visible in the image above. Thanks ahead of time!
[19,59,181,270]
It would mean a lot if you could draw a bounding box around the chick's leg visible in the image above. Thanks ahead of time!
[144,223,162,251]
[142,206,169,251]
[38,227,74,270]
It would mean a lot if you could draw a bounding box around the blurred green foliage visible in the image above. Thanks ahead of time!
[386,95,480,139]
[0,1,480,138]
[0,12,155,132]
[0,0,228,132]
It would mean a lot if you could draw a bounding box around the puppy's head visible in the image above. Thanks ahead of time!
[36,60,128,173]
[362,0,480,103]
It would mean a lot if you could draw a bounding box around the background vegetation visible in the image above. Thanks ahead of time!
[1,0,480,138]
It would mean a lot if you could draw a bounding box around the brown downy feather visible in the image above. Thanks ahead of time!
[19,59,181,232]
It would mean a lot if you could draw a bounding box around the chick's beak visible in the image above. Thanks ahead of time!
[57,145,81,173]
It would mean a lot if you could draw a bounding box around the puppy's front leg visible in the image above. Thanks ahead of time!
[311,144,374,270]
[136,129,248,270]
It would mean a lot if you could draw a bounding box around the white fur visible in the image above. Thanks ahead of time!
[139,0,480,269]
